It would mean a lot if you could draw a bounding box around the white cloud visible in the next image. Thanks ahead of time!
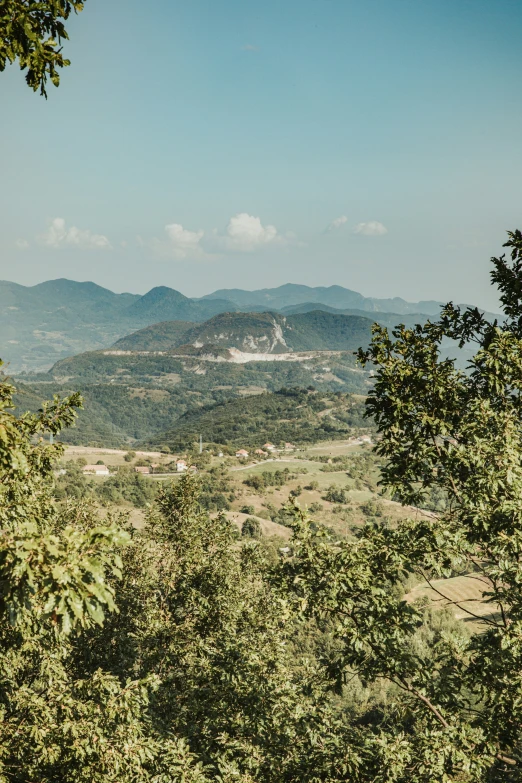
[15,239,29,249]
[222,213,283,252]
[163,222,205,259]
[152,223,207,259]
[352,221,388,236]
[40,218,111,249]
[326,215,348,232]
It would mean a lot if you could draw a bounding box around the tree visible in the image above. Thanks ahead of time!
[0,370,202,779]
[0,376,370,781]
[0,0,86,97]
[242,516,261,538]
[279,231,522,780]
[75,473,368,782]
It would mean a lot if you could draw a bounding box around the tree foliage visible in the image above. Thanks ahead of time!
[276,230,522,780]
[0,370,367,780]
[0,0,86,96]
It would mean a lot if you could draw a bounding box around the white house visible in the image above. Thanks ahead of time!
[263,443,276,452]
[83,464,110,476]
[176,460,187,472]
[236,449,249,458]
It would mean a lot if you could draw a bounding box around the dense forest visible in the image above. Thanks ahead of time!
[148,388,370,450]
[11,372,371,448]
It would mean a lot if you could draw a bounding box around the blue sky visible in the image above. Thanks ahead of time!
[1,0,521,309]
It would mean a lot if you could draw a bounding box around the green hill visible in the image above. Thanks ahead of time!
[125,286,236,322]
[40,347,369,395]
[112,320,193,350]
[11,379,193,447]
[147,388,370,450]
[285,311,374,350]
[107,310,375,355]
[0,279,238,372]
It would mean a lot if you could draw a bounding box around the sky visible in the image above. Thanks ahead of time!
[1,0,522,310]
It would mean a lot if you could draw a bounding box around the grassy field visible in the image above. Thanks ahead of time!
[63,446,173,469]
[303,441,371,456]
[61,438,425,539]
[62,439,499,638]
[407,574,500,631]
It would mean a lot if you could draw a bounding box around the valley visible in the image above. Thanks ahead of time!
[4,276,499,657]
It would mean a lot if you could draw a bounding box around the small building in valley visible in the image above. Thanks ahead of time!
[83,464,110,476]
[135,466,151,475]
[263,443,276,452]
[236,449,249,459]
[176,460,188,472]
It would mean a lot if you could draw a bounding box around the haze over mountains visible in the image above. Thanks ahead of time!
[1,277,497,372]
[200,284,447,315]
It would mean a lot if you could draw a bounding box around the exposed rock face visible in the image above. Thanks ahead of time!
[189,314,290,355]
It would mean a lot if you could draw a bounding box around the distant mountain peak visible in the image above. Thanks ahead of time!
[134,286,190,304]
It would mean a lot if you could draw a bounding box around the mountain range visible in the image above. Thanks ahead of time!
[200,283,447,315]
[1,277,497,372]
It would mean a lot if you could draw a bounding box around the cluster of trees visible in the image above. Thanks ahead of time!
[197,464,236,511]
[54,461,158,508]
[14,379,372,451]
[243,468,295,491]
[323,484,349,504]
[54,460,238,513]
[150,390,366,452]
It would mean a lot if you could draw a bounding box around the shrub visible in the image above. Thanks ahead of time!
[323,485,348,504]
[242,517,262,538]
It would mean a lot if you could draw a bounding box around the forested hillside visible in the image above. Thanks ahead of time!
[112,320,193,350]
[108,309,375,354]
[147,388,369,450]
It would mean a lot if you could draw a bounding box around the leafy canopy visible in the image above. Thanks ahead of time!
[0,0,85,96]
[277,230,522,780]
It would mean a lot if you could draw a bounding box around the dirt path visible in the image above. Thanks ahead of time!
[64,445,164,458]
[230,457,305,472]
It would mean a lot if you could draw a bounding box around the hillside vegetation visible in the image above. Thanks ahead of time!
[112,320,193,350]
[109,309,375,355]
[148,388,369,450]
